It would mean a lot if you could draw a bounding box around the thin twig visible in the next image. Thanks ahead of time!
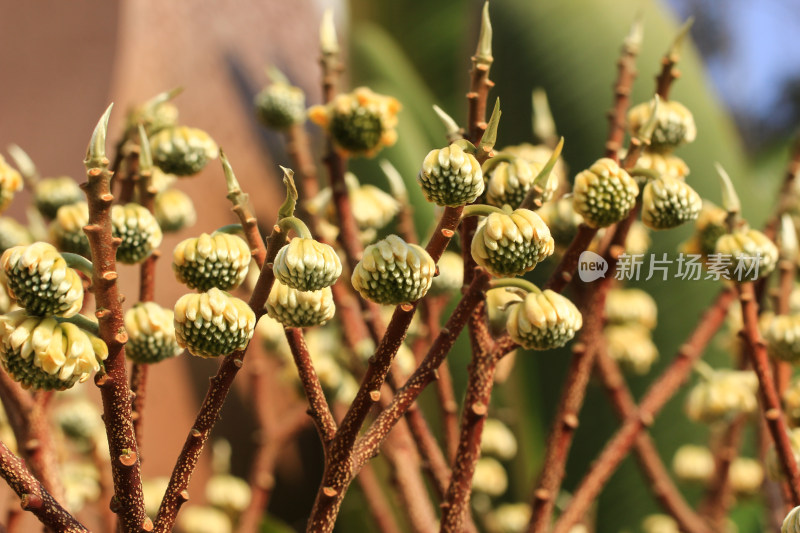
[604,17,642,160]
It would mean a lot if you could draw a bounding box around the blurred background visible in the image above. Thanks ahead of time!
[0,0,798,531]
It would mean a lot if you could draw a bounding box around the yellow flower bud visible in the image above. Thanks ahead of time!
[671,445,714,484]
[150,126,219,176]
[125,302,182,364]
[265,281,335,328]
[572,158,639,228]
[174,288,256,358]
[273,238,342,291]
[50,202,90,257]
[605,324,659,375]
[33,177,83,219]
[471,209,554,277]
[506,290,582,351]
[641,176,702,230]
[605,288,658,330]
[418,143,484,207]
[0,155,23,214]
[173,232,251,291]
[685,369,758,423]
[628,98,697,152]
[111,203,163,264]
[714,228,779,281]
[351,235,435,305]
[155,188,196,233]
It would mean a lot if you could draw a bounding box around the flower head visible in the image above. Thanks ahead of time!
[266,281,335,328]
[173,288,256,358]
[111,203,163,264]
[273,237,342,291]
[506,289,582,350]
[471,209,554,277]
[125,302,182,364]
[417,143,484,207]
[351,235,435,305]
[150,126,219,176]
[173,232,251,291]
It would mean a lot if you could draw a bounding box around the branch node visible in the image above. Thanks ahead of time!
[20,493,42,511]
[118,451,138,467]
[562,413,579,429]
[369,390,381,402]
[471,402,488,417]
[322,486,338,498]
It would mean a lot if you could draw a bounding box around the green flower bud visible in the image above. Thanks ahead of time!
[767,427,800,481]
[150,126,219,176]
[50,202,90,257]
[127,100,179,136]
[0,217,32,254]
[537,197,583,253]
[351,235,435,305]
[501,143,568,185]
[605,324,659,375]
[632,150,690,180]
[273,238,342,291]
[265,281,335,328]
[150,167,177,193]
[173,288,256,358]
[308,87,401,157]
[0,242,84,317]
[33,177,83,219]
[125,302,182,364]
[306,173,400,233]
[471,209,554,277]
[486,157,556,209]
[685,369,758,423]
[472,457,508,496]
[417,143,484,207]
[761,312,800,363]
[671,445,714,484]
[177,506,232,533]
[628,98,697,152]
[53,399,102,445]
[0,155,23,214]
[430,251,463,295]
[173,232,250,291]
[730,457,763,496]
[0,311,108,390]
[506,290,582,350]
[205,475,251,515]
[605,288,658,330]
[111,203,163,264]
[784,504,800,533]
[480,419,518,460]
[681,201,728,258]
[573,158,639,228]
[155,189,196,233]
[254,83,306,130]
[714,228,779,280]
[642,176,702,230]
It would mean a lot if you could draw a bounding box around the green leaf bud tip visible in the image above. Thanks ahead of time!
[85,103,113,168]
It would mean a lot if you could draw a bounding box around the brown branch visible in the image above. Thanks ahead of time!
[284,124,320,211]
[153,225,287,533]
[736,282,800,504]
[355,462,404,533]
[764,136,800,240]
[285,327,337,445]
[698,414,746,529]
[604,19,641,160]
[439,301,497,532]
[594,347,713,533]
[553,288,736,532]
[82,116,148,532]
[543,224,599,293]
[0,440,87,532]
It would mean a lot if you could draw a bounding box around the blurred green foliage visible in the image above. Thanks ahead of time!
[338,0,793,531]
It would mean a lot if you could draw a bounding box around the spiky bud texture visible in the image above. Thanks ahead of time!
[265,281,335,328]
[685,369,758,423]
[0,242,83,317]
[110,203,162,264]
[506,289,582,350]
[573,158,639,228]
[480,419,518,461]
[0,217,31,255]
[642,176,702,230]
[487,157,556,209]
[173,232,250,291]
[605,288,658,330]
[308,87,401,157]
[628,98,697,152]
[33,177,83,219]
[174,288,256,358]
[125,302,182,364]
[605,324,659,375]
[273,237,342,291]
[417,143,484,207]
[254,83,306,130]
[0,155,23,214]
[672,445,714,484]
[351,235,435,305]
[760,312,800,363]
[127,100,179,136]
[0,311,107,390]
[150,126,219,176]
[767,427,800,481]
[430,251,463,295]
[471,209,554,277]
[714,228,779,281]
[50,202,90,257]
[154,188,196,233]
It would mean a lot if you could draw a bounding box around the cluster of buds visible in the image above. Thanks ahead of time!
[33,176,83,219]
[681,202,728,259]
[50,202,90,257]
[266,282,336,328]
[150,125,219,176]
[352,234,435,305]
[572,158,639,228]
[761,312,800,363]
[417,142,484,207]
[671,444,763,496]
[173,288,256,358]
[506,288,582,351]
[641,174,702,230]
[273,237,342,291]
[628,98,697,153]
[309,87,400,157]
[125,302,182,364]
[604,288,659,375]
[173,232,251,292]
[486,155,557,209]
[785,505,800,533]
[1,242,84,317]
[714,227,779,281]
[0,311,107,390]
[0,155,23,213]
[685,368,758,423]
[111,203,163,264]
[254,69,307,130]
[471,208,554,277]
